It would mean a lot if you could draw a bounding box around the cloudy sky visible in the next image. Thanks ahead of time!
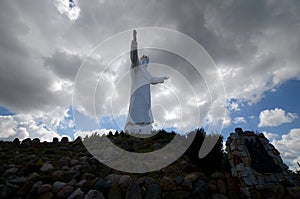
[0,0,300,169]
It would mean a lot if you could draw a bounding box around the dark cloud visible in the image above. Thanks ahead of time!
[45,50,82,81]
[0,1,72,113]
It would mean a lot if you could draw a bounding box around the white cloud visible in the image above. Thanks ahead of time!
[233,117,246,124]
[262,131,278,140]
[222,115,231,128]
[258,108,297,127]
[0,114,62,142]
[272,128,300,170]
[54,0,80,21]
[228,101,240,111]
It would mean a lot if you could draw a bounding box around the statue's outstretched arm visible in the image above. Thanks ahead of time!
[130,30,139,67]
[150,76,169,84]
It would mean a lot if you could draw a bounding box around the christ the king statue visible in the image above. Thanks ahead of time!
[125,30,169,134]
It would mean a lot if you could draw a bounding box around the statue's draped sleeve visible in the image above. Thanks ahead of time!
[130,40,139,68]
[150,76,165,84]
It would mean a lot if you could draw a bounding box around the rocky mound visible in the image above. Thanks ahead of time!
[0,129,299,199]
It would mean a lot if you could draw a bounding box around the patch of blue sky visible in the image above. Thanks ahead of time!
[70,107,98,131]
[0,106,15,116]
[99,115,126,131]
[222,79,300,139]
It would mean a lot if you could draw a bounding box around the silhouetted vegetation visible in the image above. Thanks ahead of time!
[103,128,224,174]
[184,128,224,174]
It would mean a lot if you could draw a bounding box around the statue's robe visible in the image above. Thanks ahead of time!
[125,40,165,134]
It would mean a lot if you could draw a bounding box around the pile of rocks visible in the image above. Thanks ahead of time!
[1,131,299,198]
[1,168,234,198]
[0,136,242,199]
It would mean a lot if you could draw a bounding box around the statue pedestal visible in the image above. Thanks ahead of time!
[125,123,152,134]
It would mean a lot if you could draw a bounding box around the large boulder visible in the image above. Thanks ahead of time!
[145,183,161,199]
[84,190,105,199]
[40,163,54,173]
[193,179,209,198]
[93,178,110,194]
[107,183,122,199]
[160,176,177,191]
[67,188,84,199]
[57,185,74,199]
[119,175,133,190]
[126,182,142,199]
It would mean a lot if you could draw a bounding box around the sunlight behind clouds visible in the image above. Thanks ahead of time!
[54,0,80,21]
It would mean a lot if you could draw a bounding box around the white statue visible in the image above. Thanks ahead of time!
[125,30,169,134]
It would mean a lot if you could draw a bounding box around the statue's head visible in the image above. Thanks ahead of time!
[140,55,149,66]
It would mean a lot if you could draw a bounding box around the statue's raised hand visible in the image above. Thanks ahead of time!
[133,30,137,41]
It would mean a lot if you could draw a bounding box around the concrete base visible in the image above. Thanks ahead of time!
[125,123,152,134]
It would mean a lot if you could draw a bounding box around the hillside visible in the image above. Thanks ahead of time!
[0,129,299,199]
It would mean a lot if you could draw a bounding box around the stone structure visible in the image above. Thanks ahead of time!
[226,128,292,197]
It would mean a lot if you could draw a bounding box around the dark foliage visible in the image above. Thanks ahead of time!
[104,128,224,174]
[107,131,114,138]
[184,128,224,174]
